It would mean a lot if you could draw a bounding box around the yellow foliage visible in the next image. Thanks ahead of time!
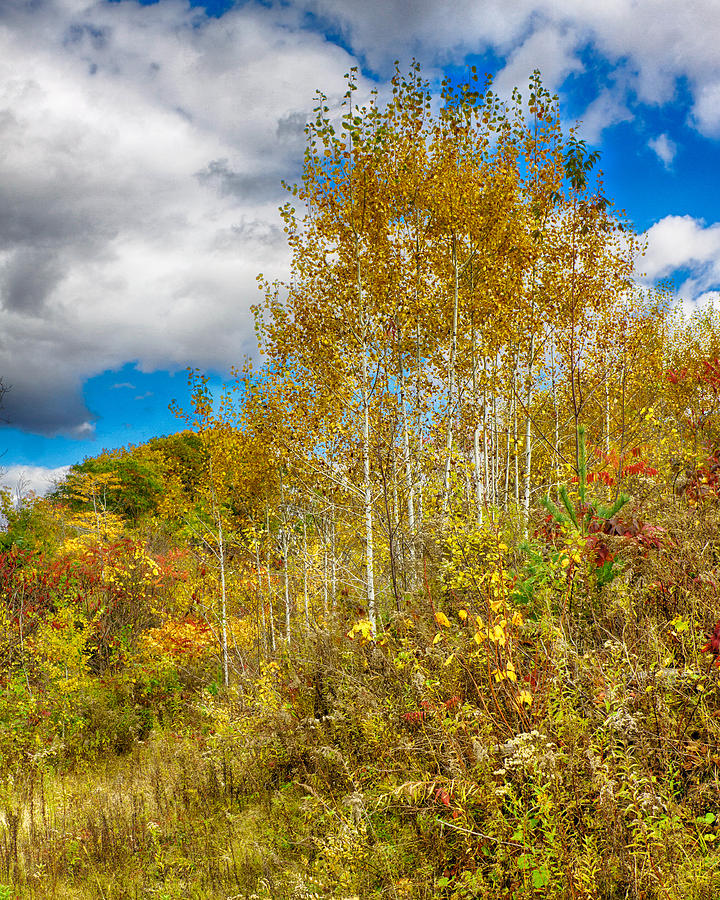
[347,619,375,643]
[62,509,125,552]
[28,605,92,696]
[142,618,215,664]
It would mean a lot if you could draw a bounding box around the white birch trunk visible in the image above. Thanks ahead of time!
[217,512,229,688]
[523,331,536,525]
[442,234,460,516]
[265,505,276,654]
[514,367,520,507]
[357,247,376,634]
[361,351,376,633]
[283,526,291,645]
[331,510,337,611]
[322,518,329,617]
[605,375,611,456]
[473,424,484,523]
[302,517,310,629]
[255,540,266,656]
[492,368,499,507]
[504,393,511,509]
[551,341,559,500]
[400,364,417,583]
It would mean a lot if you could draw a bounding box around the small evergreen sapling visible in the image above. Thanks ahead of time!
[540,427,631,535]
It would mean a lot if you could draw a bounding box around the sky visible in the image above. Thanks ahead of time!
[1,0,720,496]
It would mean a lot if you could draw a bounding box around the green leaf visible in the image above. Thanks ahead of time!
[532,866,551,889]
[558,486,579,528]
[540,495,566,525]
[578,425,587,503]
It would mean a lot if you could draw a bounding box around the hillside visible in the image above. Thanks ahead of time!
[3,66,720,898]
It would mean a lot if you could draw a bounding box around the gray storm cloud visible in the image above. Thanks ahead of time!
[195,160,284,203]
[1,249,62,315]
[0,0,355,436]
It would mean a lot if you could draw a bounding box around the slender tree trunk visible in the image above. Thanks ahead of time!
[217,512,229,688]
[331,507,337,611]
[615,360,628,500]
[265,504,276,654]
[399,357,417,580]
[357,248,376,633]
[605,373,611,456]
[504,391,511,509]
[362,376,376,631]
[255,539,266,657]
[483,357,491,508]
[302,517,310,629]
[514,366,520,507]
[283,528,290,644]
[551,340,559,501]
[492,363,499,507]
[473,425,484,523]
[470,323,484,522]
[391,445,400,531]
[205,455,230,687]
[523,331,536,526]
[279,476,291,644]
[322,514,329,617]
[442,233,460,515]
[463,447,472,516]
[390,442,403,596]
[417,473,424,537]
[415,319,424,541]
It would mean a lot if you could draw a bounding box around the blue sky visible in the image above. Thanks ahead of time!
[1,0,719,494]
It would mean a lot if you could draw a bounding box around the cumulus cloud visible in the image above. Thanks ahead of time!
[577,85,633,144]
[692,80,720,137]
[2,0,720,445]
[648,133,677,168]
[296,0,538,73]
[297,0,720,137]
[491,25,584,100]
[642,215,720,301]
[692,291,720,317]
[1,464,70,498]
[0,0,357,437]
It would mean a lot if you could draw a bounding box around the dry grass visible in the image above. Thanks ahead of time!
[6,497,720,897]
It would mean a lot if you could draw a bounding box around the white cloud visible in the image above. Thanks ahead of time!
[642,214,720,301]
[577,85,633,144]
[2,0,720,443]
[695,291,720,307]
[648,133,677,168]
[692,80,720,137]
[296,0,720,138]
[0,0,359,436]
[295,0,534,74]
[1,464,70,498]
[491,25,583,100]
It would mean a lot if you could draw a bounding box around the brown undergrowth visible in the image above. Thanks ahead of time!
[5,497,720,897]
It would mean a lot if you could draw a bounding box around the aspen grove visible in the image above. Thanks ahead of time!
[251,65,662,638]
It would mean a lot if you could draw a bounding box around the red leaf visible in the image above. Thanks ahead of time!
[701,621,720,659]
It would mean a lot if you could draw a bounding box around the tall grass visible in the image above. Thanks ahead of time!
[6,498,720,897]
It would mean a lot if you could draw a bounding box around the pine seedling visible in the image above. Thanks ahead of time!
[541,427,631,535]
